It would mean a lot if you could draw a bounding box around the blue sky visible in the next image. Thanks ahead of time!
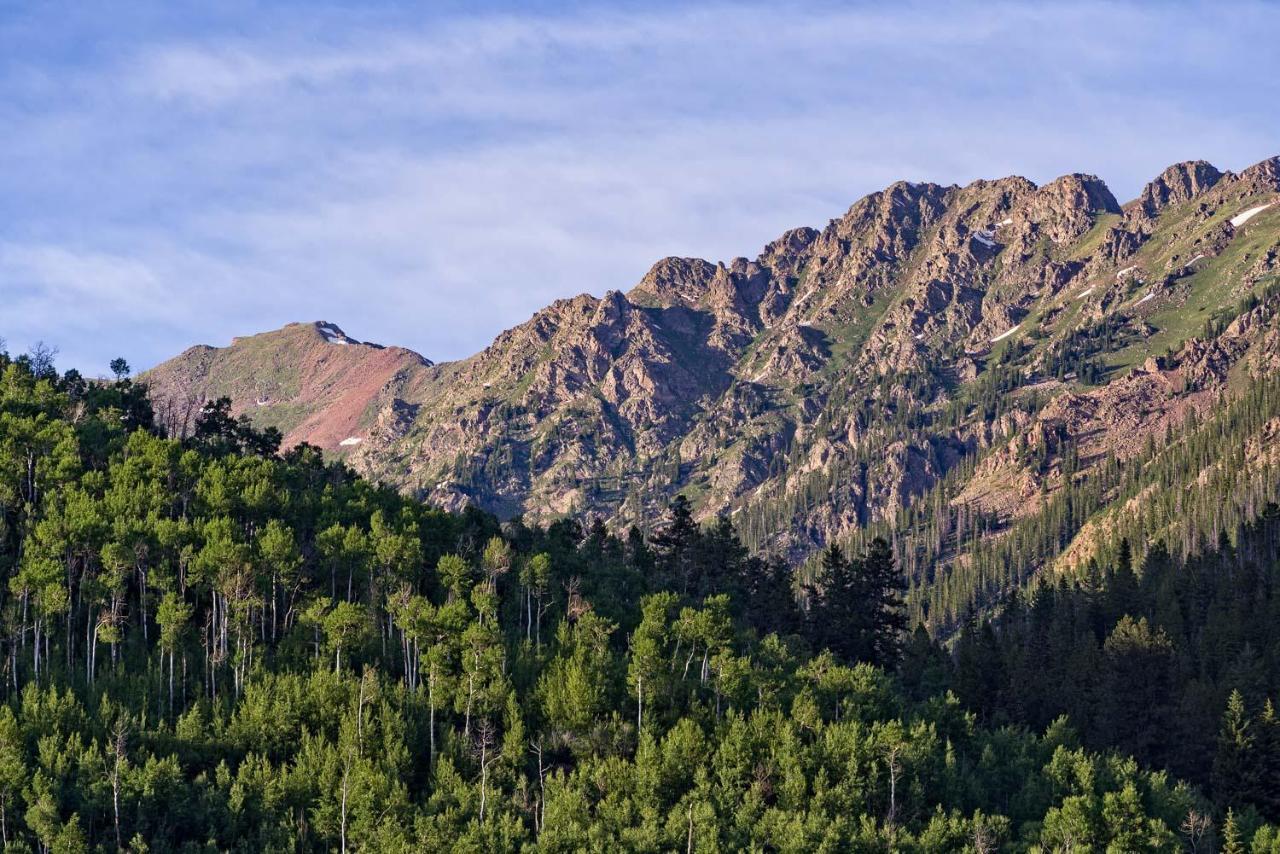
[2,1,1278,374]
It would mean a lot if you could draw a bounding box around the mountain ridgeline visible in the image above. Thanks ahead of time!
[146,156,1280,632]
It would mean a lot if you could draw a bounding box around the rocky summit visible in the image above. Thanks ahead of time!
[146,155,1280,586]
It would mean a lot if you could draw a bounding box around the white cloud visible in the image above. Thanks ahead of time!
[1,245,172,317]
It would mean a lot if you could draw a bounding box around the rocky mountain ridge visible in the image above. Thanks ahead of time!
[145,156,1280,582]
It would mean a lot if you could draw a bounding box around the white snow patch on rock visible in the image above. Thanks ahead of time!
[339,437,362,446]
[990,324,1021,343]
[1230,202,1274,227]
[1134,292,1155,306]
[1076,287,1095,299]
[1116,266,1137,279]
[317,322,357,345]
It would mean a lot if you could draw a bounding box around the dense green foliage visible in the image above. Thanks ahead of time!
[0,348,1277,851]
[944,515,1280,830]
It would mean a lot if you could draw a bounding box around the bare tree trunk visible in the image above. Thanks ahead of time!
[139,566,149,643]
[112,722,127,851]
[479,736,489,823]
[531,741,545,835]
[428,664,436,768]
[339,751,352,854]
[464,666,475,738]
[886,745,901,830]
[86,609,92,684]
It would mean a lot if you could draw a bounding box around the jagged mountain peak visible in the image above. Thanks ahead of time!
[148,155,1280,569]
[1135,160,1224,216]
[630,257,719,307]
[1236,154,1280,193]
[1039,171,1118,205]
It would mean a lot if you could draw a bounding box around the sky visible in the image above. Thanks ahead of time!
[2,1,1279,375]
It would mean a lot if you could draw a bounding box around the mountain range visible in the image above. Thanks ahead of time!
[144,155,1280,626]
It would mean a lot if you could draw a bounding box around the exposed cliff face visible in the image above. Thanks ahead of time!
[146,156,1280,565]
[1135,160,1224,218]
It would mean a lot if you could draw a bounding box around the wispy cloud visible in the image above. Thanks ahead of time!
[1,1,1277,373]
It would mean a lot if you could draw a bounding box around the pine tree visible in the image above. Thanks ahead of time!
[1213,690,1261,811]
[653,495,699,596]
[1221,809,1245,854]
[862,537,907,667]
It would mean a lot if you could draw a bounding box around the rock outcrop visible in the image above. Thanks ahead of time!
[145,155,1280,564]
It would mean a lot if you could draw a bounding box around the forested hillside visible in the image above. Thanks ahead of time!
[5,343,1280,849]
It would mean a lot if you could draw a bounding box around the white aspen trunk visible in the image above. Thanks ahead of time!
[86,610,92,684]
[464,668,474,738]
[339,756,350,854]
[428,664,436,768]
[479,739,488,823]
[140,567,149,643]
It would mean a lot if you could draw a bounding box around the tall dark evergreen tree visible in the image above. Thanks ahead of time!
[653,494,698,595]
[862,536,907,666]
[805,544,862,661]
[806,537,906,668]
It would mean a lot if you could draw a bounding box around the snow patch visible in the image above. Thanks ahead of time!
[914,332,925,340]
[317,322,356,345]
[1230,202,1274,227]
[972,230,997,249]
[1076,287,1095,299]
[1134,292,1155,306]
[1116,266,1137,279]
[1184,253,1206,269]
[997,218,1014,226]
[338,437,362,447]
[990,324,1021,343]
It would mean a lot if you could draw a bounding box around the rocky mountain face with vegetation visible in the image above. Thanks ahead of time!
[146,155,1280,624]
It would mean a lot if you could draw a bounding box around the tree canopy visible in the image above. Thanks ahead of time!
[0,346,1274,850]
